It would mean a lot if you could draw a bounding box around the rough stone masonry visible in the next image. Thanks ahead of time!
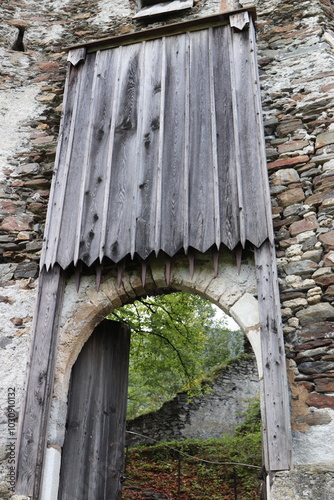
[1,0,334,498]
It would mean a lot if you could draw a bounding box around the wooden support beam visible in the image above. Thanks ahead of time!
[255,240,292,471]
[16,265,65,499]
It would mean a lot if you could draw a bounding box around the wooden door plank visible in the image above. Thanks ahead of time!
[229,26,268,248]
[159,33,188,256]
[56,53,97,269]
[133,38,163,260]
[16,266,65,498]
[188,29,216,253]
[212,25,240,251]
[58,320,131,500]
[78,49,120,267]
[255,240,292,471]
[41,63,82,270]
[104,43,141,263]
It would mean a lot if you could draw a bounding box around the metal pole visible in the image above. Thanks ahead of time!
[233,467,238,500]
[177,451,181,495]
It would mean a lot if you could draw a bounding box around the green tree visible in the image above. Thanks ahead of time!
[110,292,243,418]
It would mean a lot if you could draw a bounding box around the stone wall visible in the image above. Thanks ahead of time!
[126,356,259,447]
[1,0,334,498]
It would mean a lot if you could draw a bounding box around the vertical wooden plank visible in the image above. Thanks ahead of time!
[248,19,274,246]
[159,34,187,256]
[154,37,166,256]
[133,38,163,260]
[78,49,120,267]
[229,23,269,248]
[41,62,82,270]
[183,31,190,253]
[105,43,141,263]
[212,25,240,251]
[188,29,216,253]
[208,27,221,250]
[99,46,122,264]
[74,50,102,266]
[56,53,97,268]
[227,25,246,248]
[16,266,65,498]
[255,240,292,471]
[58,320,131,500]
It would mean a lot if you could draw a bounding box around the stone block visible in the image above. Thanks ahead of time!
[284,259,317,277]
[289,215,318,236]
[296,303,334,326]
[271,168,300,185]
[268,155,309,171]
[306,393,334,409]
[39,447,61,500]
[298,361,334,375]
[230,293,260,331]
[277,187,305,208]
[315,131,334,150]
[314,378,334,393]
[320,230,334,251]
[299,322,334,340]
[314,274,334,287]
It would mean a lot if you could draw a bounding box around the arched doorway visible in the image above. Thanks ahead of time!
[27,248,289,500]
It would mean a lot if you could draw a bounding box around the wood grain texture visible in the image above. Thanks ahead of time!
[134,38,163,259]
[255,240,292,471]
[56,53,97,269]
[105,43,141,263]
[16,266,65,498]
[58,320,130,500]
[212,25,240,250]
[160,34,187,256]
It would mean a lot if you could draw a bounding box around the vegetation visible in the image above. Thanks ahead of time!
[123,397,263,499]
[110,292,244,419]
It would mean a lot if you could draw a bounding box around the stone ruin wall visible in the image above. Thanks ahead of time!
[126,356,259,447]
[1,0,334,497]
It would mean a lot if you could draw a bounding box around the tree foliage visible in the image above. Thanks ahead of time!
[110,292,243,419]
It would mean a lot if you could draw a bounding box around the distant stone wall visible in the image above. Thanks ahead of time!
[126,356,259,447]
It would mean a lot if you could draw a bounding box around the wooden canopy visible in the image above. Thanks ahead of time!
[41,10,272,270]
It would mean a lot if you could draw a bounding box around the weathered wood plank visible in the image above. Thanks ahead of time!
[159,34,188,256]
[255,240,292,471]
[208,27,221,249]
[56,53,97,268]
[248,19,274,246]
[227,25,246,247]
[99,46,122,264]
[212,25,240,250]
[188,29,215,253]
[41,63,82,270]
[77,49,120,267]
[58,320,130,500]
[133,38,163,259]
[16,266,65,498]
[105,43,141,263]
[229,25,269,248]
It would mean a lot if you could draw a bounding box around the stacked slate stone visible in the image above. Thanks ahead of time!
[257,0,334,431]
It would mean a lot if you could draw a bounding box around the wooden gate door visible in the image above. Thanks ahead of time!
[58,320,130,500]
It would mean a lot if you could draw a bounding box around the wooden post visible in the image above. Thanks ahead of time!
[255,240,292,471]
[58,320,131,500]
[16,265,65,499]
